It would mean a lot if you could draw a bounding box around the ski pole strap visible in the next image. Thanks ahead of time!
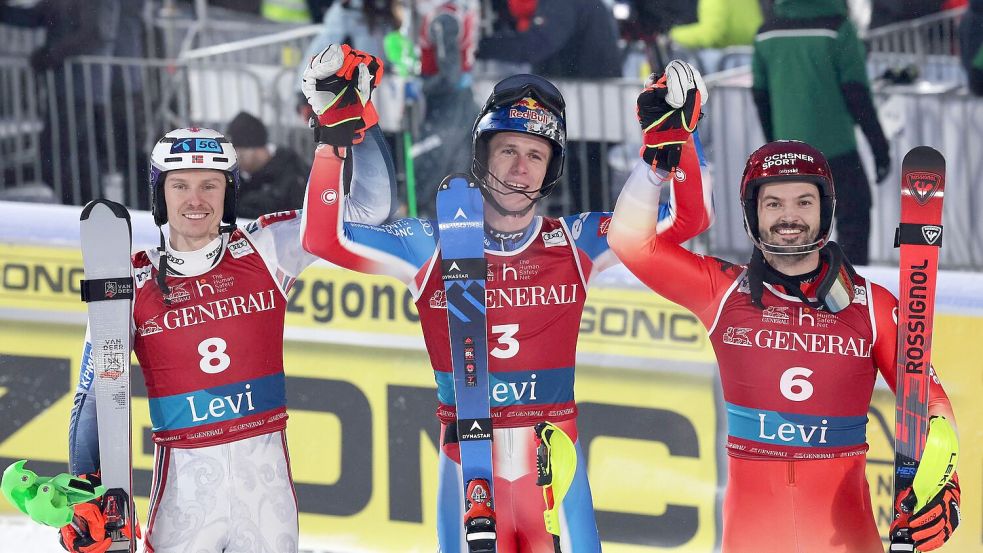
[80,277,134,303]
[894,223,943,247]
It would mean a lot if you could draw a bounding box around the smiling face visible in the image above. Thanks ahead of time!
[163,169,227,251]
[484,131,552,216]
[756,180,822,251]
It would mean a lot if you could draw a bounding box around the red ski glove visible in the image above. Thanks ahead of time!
[637,60,707,173]
[302,43,384,146]
[58,474,140,553]
[891,473,960,552]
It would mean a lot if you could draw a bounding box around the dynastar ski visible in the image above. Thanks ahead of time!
[435,175,496,553]
[889,147,946,552]
[79,200,136,552]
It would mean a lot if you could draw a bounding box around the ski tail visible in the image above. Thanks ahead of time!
[889,147,945,552]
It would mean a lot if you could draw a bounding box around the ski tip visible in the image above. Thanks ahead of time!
[438,173,476,192]
[80,199,132,222]
[902,146,945,170]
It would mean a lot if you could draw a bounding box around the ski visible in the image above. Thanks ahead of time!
[79,199,136,552]
[889,147,945,552]
[435,175,496,553]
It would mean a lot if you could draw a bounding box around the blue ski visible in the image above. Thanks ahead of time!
[436,175,496,553]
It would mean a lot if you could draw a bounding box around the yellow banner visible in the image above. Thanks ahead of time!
[0,242,979,552]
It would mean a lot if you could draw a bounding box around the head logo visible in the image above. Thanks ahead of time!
[321,189,337,205]
[905,171,942,206]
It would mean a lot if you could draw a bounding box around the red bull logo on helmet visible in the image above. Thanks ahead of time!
[509,97,553,126]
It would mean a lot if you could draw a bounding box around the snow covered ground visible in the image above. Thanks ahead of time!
[0,515,352,553]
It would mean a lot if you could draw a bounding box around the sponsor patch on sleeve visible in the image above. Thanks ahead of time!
[598,216,612,236]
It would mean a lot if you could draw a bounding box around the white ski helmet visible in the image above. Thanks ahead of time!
[149,127,240,227]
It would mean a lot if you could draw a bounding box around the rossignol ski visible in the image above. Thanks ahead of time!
[80,199,136,552]
[436,175,496,553]
[889,147,948,552]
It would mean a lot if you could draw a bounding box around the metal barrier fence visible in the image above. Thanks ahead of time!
[0,55,277,206]
[1,55,981,268]
[863,7,967,58]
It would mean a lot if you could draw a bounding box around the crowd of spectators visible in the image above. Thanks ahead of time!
[0,0,979,256]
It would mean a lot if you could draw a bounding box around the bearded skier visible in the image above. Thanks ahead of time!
[609,139,961,552]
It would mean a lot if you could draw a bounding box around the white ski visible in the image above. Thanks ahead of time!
[79,200,136,552]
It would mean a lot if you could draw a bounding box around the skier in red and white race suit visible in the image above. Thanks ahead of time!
[63,47,393,553]
[609,138,962,553]
[300,56,713,551]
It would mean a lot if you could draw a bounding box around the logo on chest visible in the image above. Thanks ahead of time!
[138,316,164,336]
[195,273,235,297]
[164,282,192,304]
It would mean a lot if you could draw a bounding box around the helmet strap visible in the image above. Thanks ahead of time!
[747,244,855,313]
[473,158,544,218]
[156,229,172,306]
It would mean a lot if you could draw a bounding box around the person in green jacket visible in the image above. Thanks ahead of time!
[752,0,890,266]
[670,0,763,49]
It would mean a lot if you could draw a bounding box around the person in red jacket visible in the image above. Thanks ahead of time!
[609,136,961,552]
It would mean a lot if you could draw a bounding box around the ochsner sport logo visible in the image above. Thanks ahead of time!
[761,152,814,172]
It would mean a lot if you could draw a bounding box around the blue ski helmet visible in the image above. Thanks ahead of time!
[471,74,566,197]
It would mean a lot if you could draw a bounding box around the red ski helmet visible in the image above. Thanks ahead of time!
[740,140,836,254]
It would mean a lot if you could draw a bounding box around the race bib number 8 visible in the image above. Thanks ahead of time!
[198,337,231,374]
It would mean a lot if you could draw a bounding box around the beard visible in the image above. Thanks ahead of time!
[762,222,819,250]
